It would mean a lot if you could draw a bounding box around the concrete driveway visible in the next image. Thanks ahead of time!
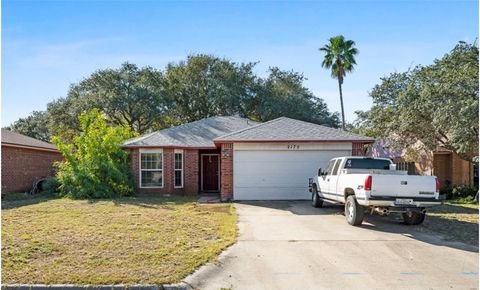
[185,201,479,290]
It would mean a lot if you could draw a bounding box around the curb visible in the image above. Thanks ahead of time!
[1,283,192,290]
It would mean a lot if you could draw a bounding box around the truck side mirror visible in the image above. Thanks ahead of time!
[318,168,322,176]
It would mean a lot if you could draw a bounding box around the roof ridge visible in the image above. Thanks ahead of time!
[214,117,281,140]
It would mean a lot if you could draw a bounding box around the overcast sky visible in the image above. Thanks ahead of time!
[2,0,478,126]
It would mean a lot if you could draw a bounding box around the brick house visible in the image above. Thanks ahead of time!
[123,116,373,200]
[1,129,63,193]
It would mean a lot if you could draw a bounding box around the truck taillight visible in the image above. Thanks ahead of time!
[365,175,372,191]
[435,177,440,193]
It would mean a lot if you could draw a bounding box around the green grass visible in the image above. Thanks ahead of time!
[422,202,479,245]
[2,195,237,285]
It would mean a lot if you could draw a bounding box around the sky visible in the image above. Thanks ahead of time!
[2,0,478,126]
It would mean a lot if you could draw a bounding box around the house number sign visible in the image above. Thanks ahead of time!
[287,144,300,150]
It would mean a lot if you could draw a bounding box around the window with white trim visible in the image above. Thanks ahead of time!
[140,150,163,187]
[174,150,184,188]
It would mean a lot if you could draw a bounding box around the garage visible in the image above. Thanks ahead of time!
[233,143,352,200]
[214,116,374,201]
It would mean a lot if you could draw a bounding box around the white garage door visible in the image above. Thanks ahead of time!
[233,143,352,200]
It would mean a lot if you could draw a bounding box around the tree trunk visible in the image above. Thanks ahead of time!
[337,78,346,130]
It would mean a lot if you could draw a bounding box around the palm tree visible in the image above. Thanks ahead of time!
[319,35,359,130]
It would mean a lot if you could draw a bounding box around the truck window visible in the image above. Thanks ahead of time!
[331,159,342,175]
[344,158,392,170]
[325,160,335,175]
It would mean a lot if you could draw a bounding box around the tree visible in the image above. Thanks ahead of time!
[354,41,478,162]
[52,109,137,198]
[7,111,51,142]
[9,55,341,141]
[162,54,258,123]
[253,67,340,126]
[319,35,359,130]
[48,63,171,141]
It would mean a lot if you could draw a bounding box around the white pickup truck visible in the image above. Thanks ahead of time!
[309,156,441,226]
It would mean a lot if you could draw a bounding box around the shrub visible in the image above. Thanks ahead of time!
[451,185,478,200]
[42,177,60,194]
[52,109,137,199]
[440,180,453,199]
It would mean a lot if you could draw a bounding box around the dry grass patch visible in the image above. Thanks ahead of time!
[2,195,237,285]
[422,202,479,245]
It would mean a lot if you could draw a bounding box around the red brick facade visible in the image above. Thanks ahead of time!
[128,141,371,199]
[1,145,63,193]
[129,148,200,195]
[433,151,474,187]
[220,143,233,201]
[352,142,367,156]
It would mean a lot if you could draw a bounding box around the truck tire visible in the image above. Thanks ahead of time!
[345,195,364,226]
[311,186,323,208]
[402,212,426,225]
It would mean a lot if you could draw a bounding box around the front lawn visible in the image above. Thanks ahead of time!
[422,202,479,245]
[2,195,237,285]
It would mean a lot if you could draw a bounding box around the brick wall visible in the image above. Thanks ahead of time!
[352,142,366,156]
[1,145,63,193]
[451,152,473,186]
[220,143,233,201]
[129,148,199,195]
[433,151,473,187]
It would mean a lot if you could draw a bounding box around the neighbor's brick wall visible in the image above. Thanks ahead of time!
[451,152,473,186]
[433,151,473,187]
[1,146,63,193]
[352,142,366,156]
[129,148,199,195]
[220,143,233,201]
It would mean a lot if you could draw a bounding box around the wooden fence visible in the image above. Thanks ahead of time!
[395,161,418,175]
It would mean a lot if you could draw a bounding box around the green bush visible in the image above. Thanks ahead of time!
[440,180,453,199]
[451,185,478,199]
[42,177,60,194]
[52,109,137,199]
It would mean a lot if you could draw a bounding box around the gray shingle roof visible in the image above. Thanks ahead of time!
[1,129,58,151]
[214,117,374,142]
[123,116,259,148]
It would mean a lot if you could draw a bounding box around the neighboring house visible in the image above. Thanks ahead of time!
[368,139,475,187]
[123,116,374,200]
[1,129,63,193]
[432,147,476,188]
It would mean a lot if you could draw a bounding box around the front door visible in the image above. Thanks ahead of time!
[202,154,219,192]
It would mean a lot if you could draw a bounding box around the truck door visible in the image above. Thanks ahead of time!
[318,159,335,196]
[328,159,343,201]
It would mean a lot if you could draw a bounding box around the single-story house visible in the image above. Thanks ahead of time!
[123,116,374,200]
[1,129,63,193]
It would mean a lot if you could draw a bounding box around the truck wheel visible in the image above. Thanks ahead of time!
[345,195,364,226]
[402,212,426,225]
[311,186,323,208]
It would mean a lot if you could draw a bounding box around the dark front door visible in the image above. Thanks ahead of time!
[202,155,219,192]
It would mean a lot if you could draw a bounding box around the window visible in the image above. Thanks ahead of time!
[344,158,392,170]
[331,159,342,175]
[140,150,163,187]
[325,160,336,175]
[174,150,183,188]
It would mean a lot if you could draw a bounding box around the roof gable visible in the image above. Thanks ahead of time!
[214,117,374,142]
[123,116,259,148]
